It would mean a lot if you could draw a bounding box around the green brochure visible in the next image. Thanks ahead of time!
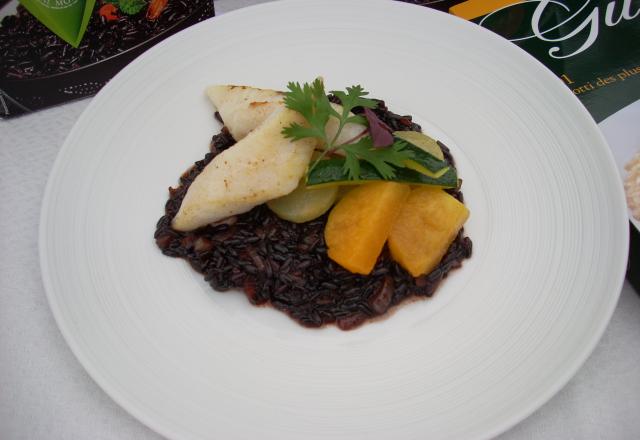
[18,0,96,47]
[448,0,640,122]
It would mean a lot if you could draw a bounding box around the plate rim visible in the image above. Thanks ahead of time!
[39,1,630,439]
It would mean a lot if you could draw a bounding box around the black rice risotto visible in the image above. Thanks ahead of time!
[154,101,472,330]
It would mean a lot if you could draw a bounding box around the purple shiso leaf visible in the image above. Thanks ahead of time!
[364,107,394,148]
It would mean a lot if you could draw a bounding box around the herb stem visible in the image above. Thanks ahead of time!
[307,148,332,176]
[329,106,351,148]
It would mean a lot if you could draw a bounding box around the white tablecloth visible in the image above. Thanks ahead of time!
[1,1,639,438]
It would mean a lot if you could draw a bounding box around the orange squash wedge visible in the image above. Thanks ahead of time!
[325,181,410,275]
[388,187,469,277]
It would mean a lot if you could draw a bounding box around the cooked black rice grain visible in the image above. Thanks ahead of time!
[154,101,472,330]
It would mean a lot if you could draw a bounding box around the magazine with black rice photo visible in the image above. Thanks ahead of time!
[0,0,215,118]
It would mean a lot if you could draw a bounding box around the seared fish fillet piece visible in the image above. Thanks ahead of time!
[206,85,284,141]
[207,85,367,145]
[172,108,316,231]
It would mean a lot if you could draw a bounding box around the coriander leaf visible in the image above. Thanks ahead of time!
[331,85,378,113]
[119,0,147,15]
[282,82,312,117]
[282,122,326,143]
[341,137,414,180]
[327,85,376,147]
[282,79,335,146]
[342,150,361,181]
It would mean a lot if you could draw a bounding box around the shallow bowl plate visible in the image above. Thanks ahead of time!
[40,1,629,439]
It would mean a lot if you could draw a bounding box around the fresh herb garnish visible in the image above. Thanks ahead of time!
[363,107,394,148]
[281,79,413,180]
[340,137,412,180]
[281,79,337,146]
[105,0,147,15]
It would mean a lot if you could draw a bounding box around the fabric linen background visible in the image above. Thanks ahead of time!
[1,0,639,438]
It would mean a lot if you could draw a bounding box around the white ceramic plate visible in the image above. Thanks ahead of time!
[40,1,629,439]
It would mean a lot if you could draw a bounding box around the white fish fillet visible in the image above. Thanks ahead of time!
[206,85,284,141]
[172,108,316,231]
[207,85,367,144]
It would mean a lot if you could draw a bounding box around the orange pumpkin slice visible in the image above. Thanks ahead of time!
[388,187,469,277]
[325,181,410,275]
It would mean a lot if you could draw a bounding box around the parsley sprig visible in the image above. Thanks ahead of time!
[105,0,147,15]
[281,79,413,180]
